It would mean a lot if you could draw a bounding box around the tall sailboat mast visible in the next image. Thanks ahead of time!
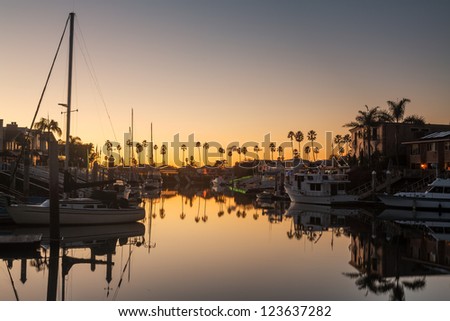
[64,12,75,171]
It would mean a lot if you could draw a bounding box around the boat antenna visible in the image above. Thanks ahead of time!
[9,14,71,188]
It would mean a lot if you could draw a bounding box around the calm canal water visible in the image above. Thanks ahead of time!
[1,187,450,301]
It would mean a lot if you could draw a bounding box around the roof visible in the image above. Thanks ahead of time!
[402,130,450,144]
[420,131,450,140]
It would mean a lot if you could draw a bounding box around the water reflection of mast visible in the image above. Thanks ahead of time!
[4,261,20,300]
[147,200,157,254]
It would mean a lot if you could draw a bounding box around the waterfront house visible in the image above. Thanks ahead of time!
[403,131,450,172]
[349,122,450,166]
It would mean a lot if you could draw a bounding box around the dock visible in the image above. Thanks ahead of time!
[0,234,42,248]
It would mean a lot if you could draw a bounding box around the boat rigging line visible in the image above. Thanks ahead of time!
[10,14,71,187]
[74,17,118,142]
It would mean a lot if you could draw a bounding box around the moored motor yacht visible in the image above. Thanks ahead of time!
[284,167,358,205]
[377,178,450,210]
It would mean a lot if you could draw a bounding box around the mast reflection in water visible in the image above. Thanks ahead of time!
[1,187,450,300]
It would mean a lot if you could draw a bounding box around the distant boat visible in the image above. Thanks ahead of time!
[377,178,450,210]
[284,167,358,205]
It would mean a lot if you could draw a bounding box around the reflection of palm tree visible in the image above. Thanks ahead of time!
[195,197,201,223]
[389,277,425,301]
[287,218,295,239]
[343,272,389,296]
[180,195,186,219]
[159,198,165,219]
[202,198,208,222]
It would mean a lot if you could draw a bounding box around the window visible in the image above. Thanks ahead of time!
[429,186,443,193]
[371,127,378,140]
[310,183,322,191]
[427,143,436,151]
[411,144,420,155]
[445,141,450,151]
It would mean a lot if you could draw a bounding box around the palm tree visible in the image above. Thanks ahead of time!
[153,144,158,165]
[105,140,113,156]
[269,142,276,161]
[253,145,260,160]
[342,134,351,156]
[241,146,248,161]
[344,105,390,166]
[126,139,133,166]
[135,142,143,166]
[202,142,209,166]
[218,147,225,163]
[304,146,311,160]
[181,144,187,166]
[387,98,410,123]
[142,140,148,165]
[34,117,63,138]
[160,144,167,165]
[333,134,342,157]
[116,143,122,165]
[227,150,233,165]
[287,131,295,155]
[277,146,283,160]
[295,131,304,159]
[387,98,411,166]
[403,115,425,125]
[307,130,317,161]
[195,141,201,167]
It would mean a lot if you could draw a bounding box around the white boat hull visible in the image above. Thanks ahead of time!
[7,222,145,245]
[285,185,358,205]
[7,204,145,225]
[377,195,450,210]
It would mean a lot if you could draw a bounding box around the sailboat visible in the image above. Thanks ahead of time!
[7,13,145,225]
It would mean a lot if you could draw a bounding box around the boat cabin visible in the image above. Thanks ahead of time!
[292,170,351,196]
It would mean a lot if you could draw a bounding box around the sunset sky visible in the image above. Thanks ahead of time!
[1,0,450,164]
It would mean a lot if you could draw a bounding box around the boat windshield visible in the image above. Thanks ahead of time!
[427,186,444,193]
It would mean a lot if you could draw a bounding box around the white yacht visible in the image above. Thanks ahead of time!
[378,178,450,210]
[284,167,358,205]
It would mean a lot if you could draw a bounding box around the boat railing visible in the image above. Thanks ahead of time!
[394,172,436,193]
